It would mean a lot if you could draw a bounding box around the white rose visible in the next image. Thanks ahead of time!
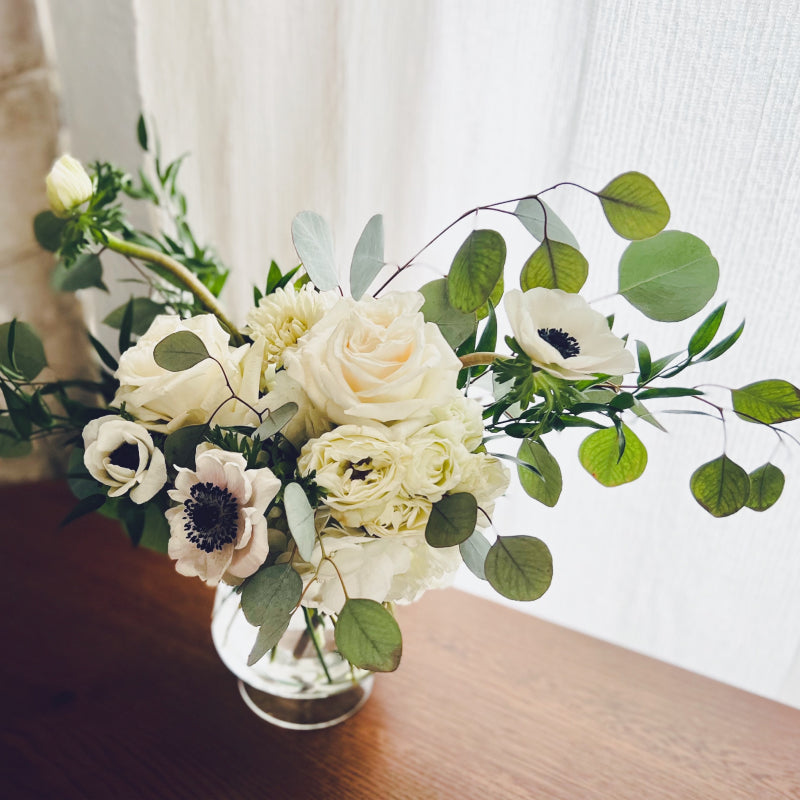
[505,288,635,380]
[283,292,462,425]
[82,415,167,503]
[114,315,267,432]
[46,154,93,217]
[297,423,410,530]
[261,366,331,448]
[166,447,280,586]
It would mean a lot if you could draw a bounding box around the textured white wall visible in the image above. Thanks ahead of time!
[41,0,800,706]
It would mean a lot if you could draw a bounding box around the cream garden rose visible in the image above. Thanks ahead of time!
[83,415,166,503]
[166,447,281,586]
[46,154,93,217]
[113,315,267,432]
[283,291,462,425]
[505,288,635,380]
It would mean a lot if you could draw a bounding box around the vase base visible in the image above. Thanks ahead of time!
[237,674,374,730]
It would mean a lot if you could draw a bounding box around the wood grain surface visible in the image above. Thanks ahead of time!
[1,481,799,799]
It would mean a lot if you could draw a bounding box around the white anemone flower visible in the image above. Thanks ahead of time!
[166,447,281,586]
[504,288,635,380]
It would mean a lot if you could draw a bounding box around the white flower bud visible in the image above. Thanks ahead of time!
[45,154,93,218]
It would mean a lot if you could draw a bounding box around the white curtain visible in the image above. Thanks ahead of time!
[45,0,800,705]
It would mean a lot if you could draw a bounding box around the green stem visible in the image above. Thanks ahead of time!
[303,606,333,684]
[102,232,244,345]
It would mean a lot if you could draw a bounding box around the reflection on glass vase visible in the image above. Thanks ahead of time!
[211,585,374,730]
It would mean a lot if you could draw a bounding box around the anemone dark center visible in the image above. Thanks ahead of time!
[537,327,581,359]
[184,482,239,553]
[108,442,140,470]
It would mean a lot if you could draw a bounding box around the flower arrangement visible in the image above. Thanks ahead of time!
[3,118,798,676]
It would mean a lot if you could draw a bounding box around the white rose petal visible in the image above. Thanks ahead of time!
[83,415,167,503]
[505,288,635,380]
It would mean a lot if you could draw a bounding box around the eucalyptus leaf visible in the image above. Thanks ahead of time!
[0,321,47,380]
[690,455,750,517]
[618,231,719,321]
[420,278,477,348]
[513,198,579,248]
[240,563,303,627]
[731,380,800,424]
[33,211,66,252]
[485,536,553,601]
[350,214,385,299]
[459,529,491,580]
[745,463,785,512]
[447,229,506,313]
[335,598,402,672]
[153,331,210,372]
[477,273,504,322]
[51,253,108,293]
[248,613,292,667]
[254,402,298,440]
[517,439,562,507]
[139,502,171,552]
[163,424,207,469]
[425,493,478,548]
[0,417,32,458]
[103,298,165,335]
[579,424,647,486]
[520,239,588,293]
[291,211,339,291]
[598,172,670,240]
[283,482,317,562]
[475,300,498,354]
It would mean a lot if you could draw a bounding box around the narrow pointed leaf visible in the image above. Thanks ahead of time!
[153,331,209,371]
[459,529,491,580]
[731,380,800,424]
[598,172,670,240]
[745,463,785,512]
[517,439,562,507]
[579,424,647,486]
[425,493,478,548]
[447,229,506,313]
[520,239,588,293]
[636,340,652,383]
[690,455,749,517]
[335,598,402,672]
[136,113,149,151]
[695,321,745,363]
[283,482,317,562]
[291,211,339,291]
[688,302,726,357]
[513,198,579,248]
[485,535,553,601]
[60,493,107,527]
[619,231,719,321]
[350,214,385,299]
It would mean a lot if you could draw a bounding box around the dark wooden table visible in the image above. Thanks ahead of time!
[1,481,799,799]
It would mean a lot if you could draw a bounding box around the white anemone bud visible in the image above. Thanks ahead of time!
[46,155,93,218]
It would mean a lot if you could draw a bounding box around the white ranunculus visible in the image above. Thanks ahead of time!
[46,154,93,217]
[244,285,335,369]
[403,423,465,504]
[113,315,268,432]
[82,415,167,503]
[453,451,510,522]
[261,366,331,448]
[297,424,411,530]
[293,526,460,615]
[283,291,462,426]
[166,447,280,586]
[505,288,635,380]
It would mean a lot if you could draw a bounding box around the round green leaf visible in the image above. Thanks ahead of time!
[51,254,108,293]
[745,463,785,512]
[163,424,207,469]
[335,598,402,672]
[485,536,553,601]
[350,214,385,300]
[0,416,32,458]
[291,211,339,291]
[447,229,506,313]
[598,172,670,240]
[284,481,317,562]
[425,493,478,548]
[253,402,299,440]
[690,455,750,517]
[459,529,491,580]
[153,331,210,372]
[731,380,800,424]
[0,321,47,380]
[33,210,67,252]
[420,278,477,348]
[240,563,303,627]
[579,424,648,487]
[517,439,562,507]
[103,297,165,335]
[618,231,719,322]
[248,614,292,666]
[520,239,588,293]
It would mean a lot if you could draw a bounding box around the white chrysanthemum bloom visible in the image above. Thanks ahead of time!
[244,285,335,369]
[261,366,331,448]
[166,447,281,586]
[46,154,93,217]
[293,526,460,615]
[82,415,167,503]
[283,291,462,426]
[505,288,635,380]
[298,423,411,531]
[114,315,268,432]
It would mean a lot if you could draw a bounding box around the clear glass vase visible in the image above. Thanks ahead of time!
[210,585,374,730]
